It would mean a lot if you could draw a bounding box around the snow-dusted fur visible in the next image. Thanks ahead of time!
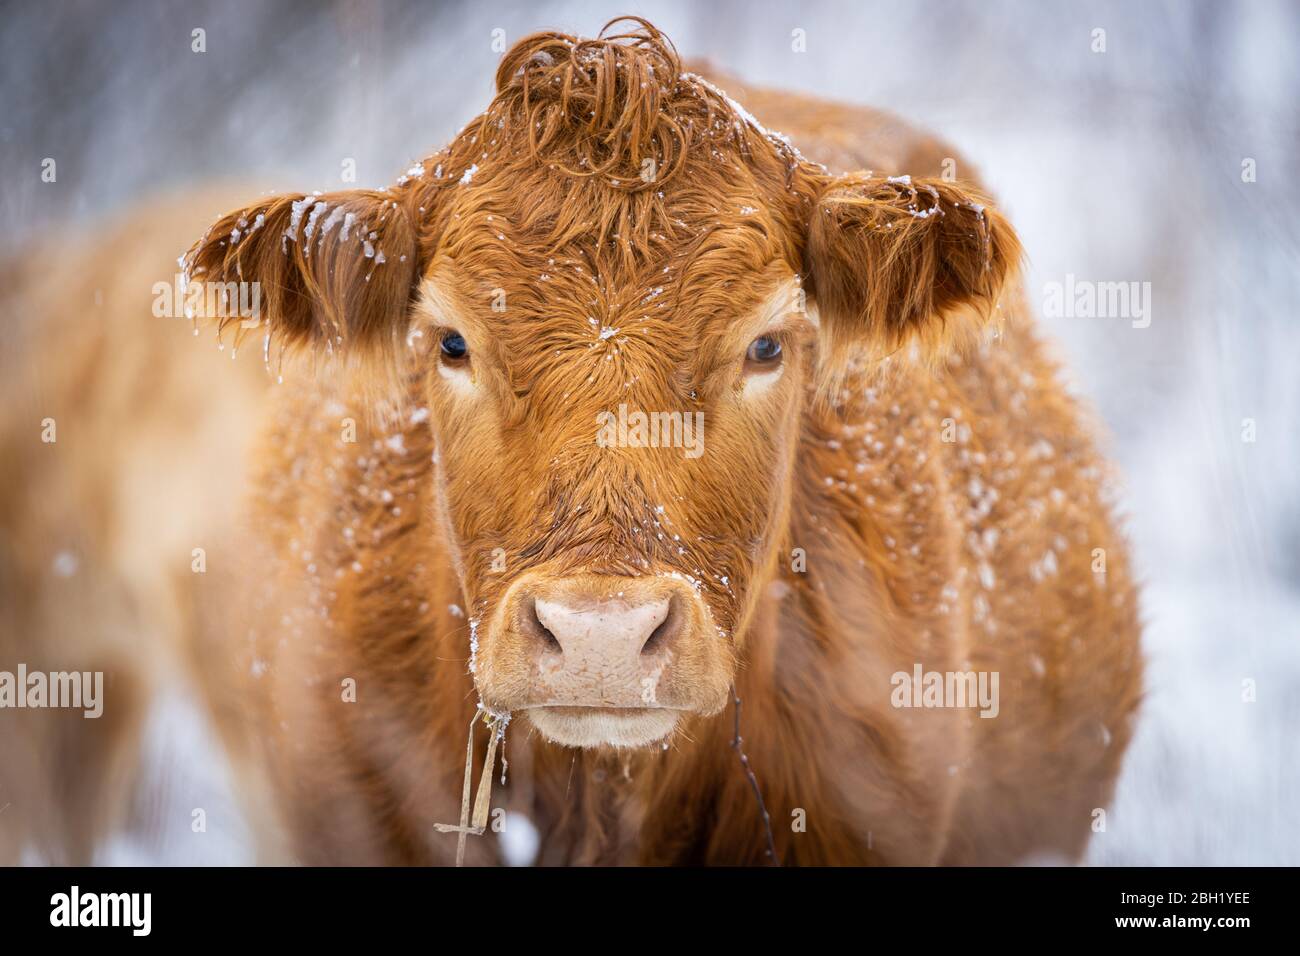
[1,18,1140,865]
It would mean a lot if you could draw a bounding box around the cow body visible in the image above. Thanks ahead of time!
[200,72,1141,866]
[0,21,1141,867]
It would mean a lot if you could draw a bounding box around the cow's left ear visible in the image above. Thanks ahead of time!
[182,189,421,366]
[803,173,1021,382]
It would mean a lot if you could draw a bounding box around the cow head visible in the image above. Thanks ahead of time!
[185,18,1020,749]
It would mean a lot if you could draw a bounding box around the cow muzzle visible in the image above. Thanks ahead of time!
[476,573,734,748]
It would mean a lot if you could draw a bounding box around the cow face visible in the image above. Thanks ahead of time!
[410,192,811,748]
[185,18,1019,749]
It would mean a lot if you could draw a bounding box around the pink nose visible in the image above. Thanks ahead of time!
[536,595,670,660]
[477,574,735,719]
[516,586,684,708]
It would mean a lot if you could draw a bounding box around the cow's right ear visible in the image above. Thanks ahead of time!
[182,189,421,361]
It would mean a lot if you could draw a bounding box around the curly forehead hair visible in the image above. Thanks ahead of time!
[489,17,731,191]
[403,17,814,268]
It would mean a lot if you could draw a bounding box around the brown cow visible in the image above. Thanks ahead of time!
[2,17,1142,866]
[0,191,271,863]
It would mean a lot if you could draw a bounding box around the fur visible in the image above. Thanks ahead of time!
[0,18,1141,866]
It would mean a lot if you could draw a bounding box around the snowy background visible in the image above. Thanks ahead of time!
[2,0,1297,865]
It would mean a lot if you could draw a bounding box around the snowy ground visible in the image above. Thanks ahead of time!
[5,0,1297,865]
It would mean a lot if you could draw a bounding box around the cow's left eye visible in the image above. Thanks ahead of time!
[440,331,469,361]
[746,335,782,365]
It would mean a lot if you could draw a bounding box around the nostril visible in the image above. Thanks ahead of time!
[520,596,562,654]
[536,621,562,653]
[640,596,679,657]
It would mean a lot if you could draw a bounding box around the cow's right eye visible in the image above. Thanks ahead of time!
[440,331,468,361]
